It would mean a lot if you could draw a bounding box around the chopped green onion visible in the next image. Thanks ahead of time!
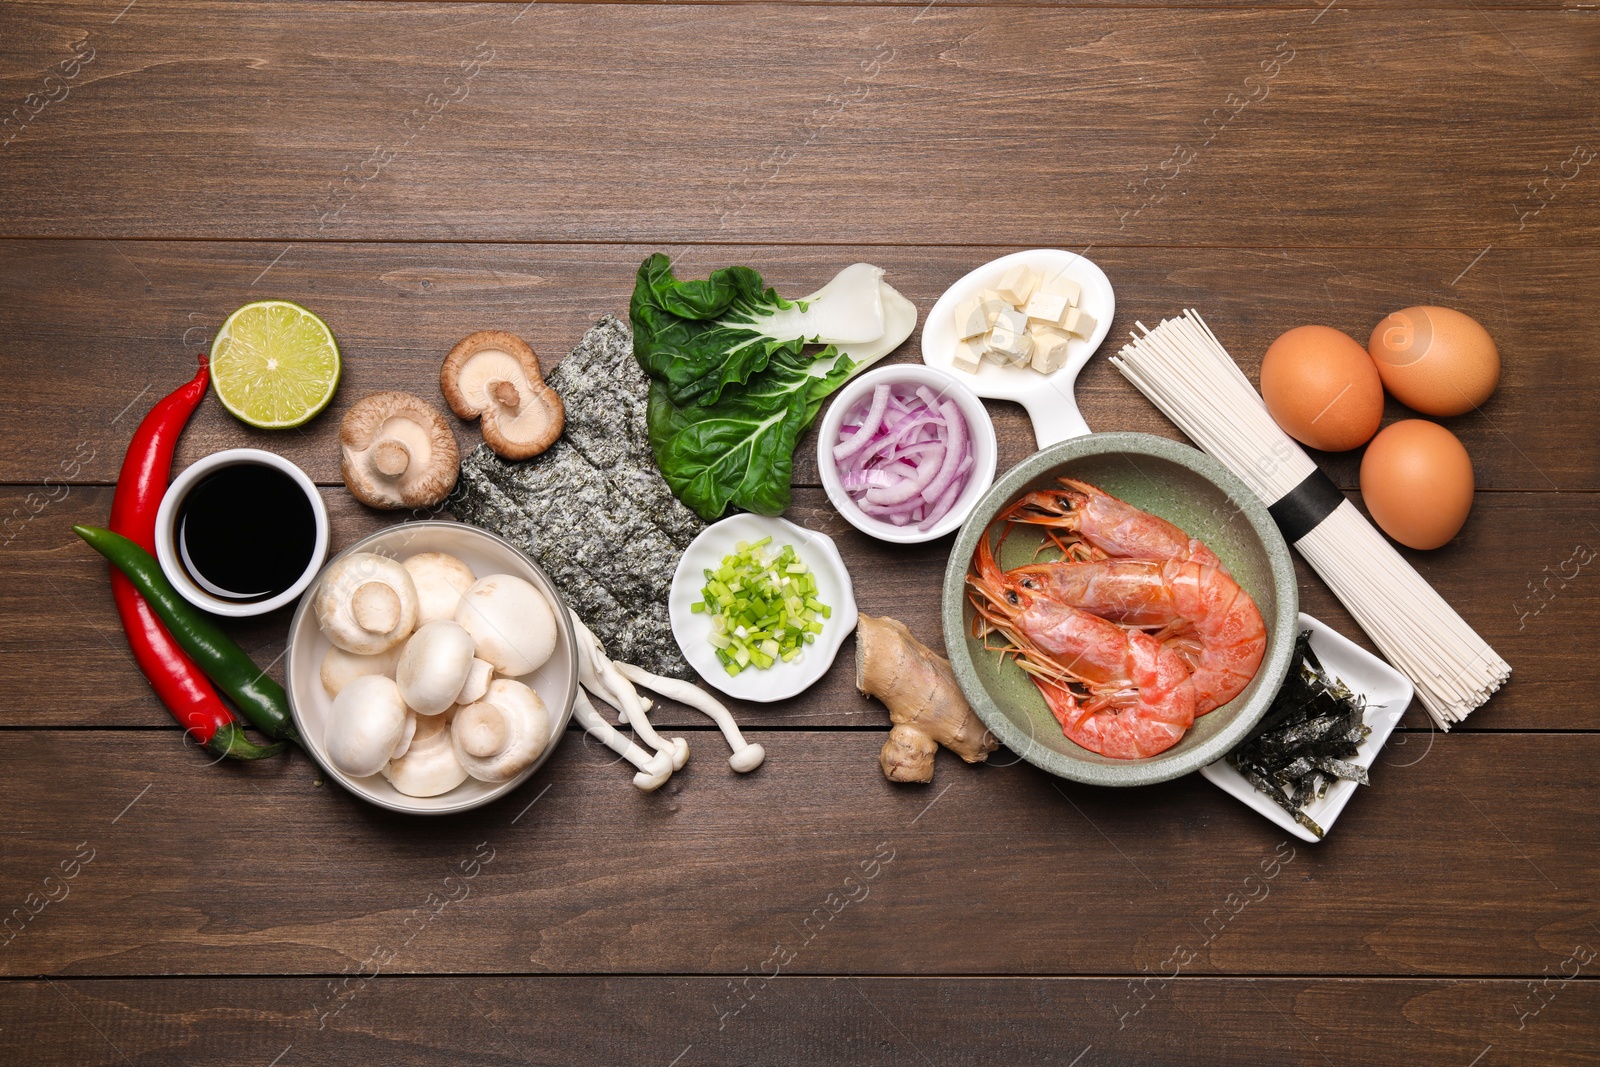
[698,538,830,675]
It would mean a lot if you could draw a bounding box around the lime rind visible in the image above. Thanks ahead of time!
[210,300,341,429]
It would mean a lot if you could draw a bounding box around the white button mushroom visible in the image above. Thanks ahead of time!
[314,552,420,655]
[454,574,557,677]
[320,644,403,698]
[455,657,493,706]
[395,620,477,716]
[391,711,419,760]
[383,710,469,798]
[325,674,411,778]
[440,330,565,459]
[451,678,552,782]
[339,391,461,509]
[403,551,476,626]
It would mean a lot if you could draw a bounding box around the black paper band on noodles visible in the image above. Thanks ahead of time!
[1268,468,1345,544]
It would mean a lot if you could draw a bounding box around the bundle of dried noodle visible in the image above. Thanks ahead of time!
[1111,310,1509,729]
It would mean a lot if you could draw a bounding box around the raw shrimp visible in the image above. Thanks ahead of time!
[968,533,1196,759]
[999,478,1223,569]
[1009,557,1266,715]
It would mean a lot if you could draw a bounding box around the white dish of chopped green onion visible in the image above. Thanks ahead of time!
[669,514,859,701]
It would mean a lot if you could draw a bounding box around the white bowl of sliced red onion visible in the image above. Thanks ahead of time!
[818,365,998,544]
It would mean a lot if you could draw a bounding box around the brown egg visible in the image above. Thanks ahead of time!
[1359,420,1474,550]
[1260,325,1385,451]
[1368,306,1499,416]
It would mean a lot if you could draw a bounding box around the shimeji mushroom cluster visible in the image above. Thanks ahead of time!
[569,616,764,793]
[314,549,560,796]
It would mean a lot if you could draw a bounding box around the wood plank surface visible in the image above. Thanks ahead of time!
[7,976,1598,1066]
[3,4,1597,247]
[2,239,1595,492]
[0,731,1594,978]
[1,486,1585,730]
[4,0,1597,1060]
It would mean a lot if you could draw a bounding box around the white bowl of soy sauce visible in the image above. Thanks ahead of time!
[155,448,329,617]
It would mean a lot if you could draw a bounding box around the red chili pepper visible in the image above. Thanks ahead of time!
[108,357,283,761]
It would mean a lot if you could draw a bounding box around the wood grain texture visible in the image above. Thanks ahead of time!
[3,0,1598,1056]
[0,486,1582,730]
[1,239,1595,491]
[2,4,1597,246]
[0,731,1594,978]
[7,976,1598,1066]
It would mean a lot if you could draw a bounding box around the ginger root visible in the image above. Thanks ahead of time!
[855,614,998,783]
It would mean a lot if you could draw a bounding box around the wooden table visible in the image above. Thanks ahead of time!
[4,1,1597,1062]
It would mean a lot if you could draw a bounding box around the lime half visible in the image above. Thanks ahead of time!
[210,300,341,428]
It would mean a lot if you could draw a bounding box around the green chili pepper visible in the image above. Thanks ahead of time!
[73,525,302,746]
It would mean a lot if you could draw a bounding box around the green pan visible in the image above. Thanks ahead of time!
[942,432,1298,787]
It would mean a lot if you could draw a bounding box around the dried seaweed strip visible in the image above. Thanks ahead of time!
[1316,757,1369,785]
[1260,712,1347,756]
[1304,737,1363,761]
[1275,756,1316,780]
[1224,630,1374,837]
[1234,761,1327,839]
[449,316,705,678]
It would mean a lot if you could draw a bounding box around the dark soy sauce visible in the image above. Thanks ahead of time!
[176,463,316,602]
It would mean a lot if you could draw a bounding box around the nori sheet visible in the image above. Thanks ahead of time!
[1226,630,1372,839]
[447,315,705,678]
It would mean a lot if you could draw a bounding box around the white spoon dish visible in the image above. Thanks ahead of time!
[669,514,858,702]
[921,249,1115,449]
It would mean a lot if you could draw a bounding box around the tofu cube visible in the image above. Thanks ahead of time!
[1023,290,1070,327]
[952,295,987,340]
[986,334,1034,366]
[1062,306,1098,338]
[1031,328,1072,374]
[1039,274,1082,308]
[978,289,1010,325]
[951,336,985,374]
[1028,322,1071,345]
[994,266,1038,308]
[989,307,1028,343]
[955,295,1013,338]
[986,309,1034,364]
[982,345,1009,365]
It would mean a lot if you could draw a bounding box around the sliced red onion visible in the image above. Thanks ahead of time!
[829,382,978,530]
[889,440,944,464]
[918,454,974,530]
[919,400,969,505]
[840,468,897,492]
[833,384,891,461]
[865,451,943,506]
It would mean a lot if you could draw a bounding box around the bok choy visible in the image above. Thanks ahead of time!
[631,254,916,520]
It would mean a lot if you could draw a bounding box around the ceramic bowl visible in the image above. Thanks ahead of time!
[156,448,329,617]
[1200,612,1414,842]
[941,432,1299,787]
[285,520,578,815]
[669,514,859,702]
[816,364,999,544]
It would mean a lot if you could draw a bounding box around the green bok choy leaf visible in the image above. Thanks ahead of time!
[631,254,916,520]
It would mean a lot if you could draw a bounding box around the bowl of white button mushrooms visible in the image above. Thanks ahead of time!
[285,521,578,814]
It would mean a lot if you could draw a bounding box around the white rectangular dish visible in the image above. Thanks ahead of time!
[1199,612,1414,842]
